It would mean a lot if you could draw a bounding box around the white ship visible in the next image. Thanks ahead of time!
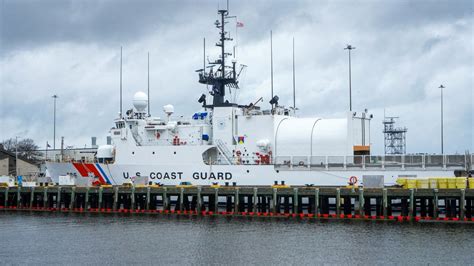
[46,8,469,186]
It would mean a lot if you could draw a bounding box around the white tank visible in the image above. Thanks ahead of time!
[133,91,148,112]
[97,145,114,159]
[275,118,349,157]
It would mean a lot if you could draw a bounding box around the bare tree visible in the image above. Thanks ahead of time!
[1,138,43,161]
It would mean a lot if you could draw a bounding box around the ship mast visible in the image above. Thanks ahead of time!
[197,8,239,107]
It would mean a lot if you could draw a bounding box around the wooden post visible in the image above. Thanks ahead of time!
[98,187,103,210]
[85,187,90,211]
[57,187,62,210]
[358,188,364,216]
[253,188,258,213]
[29,187,35,209]
[383,188,388,218]
[214,188,219,213]
[460,189,465,220]
[163,187,168,211]
[272,188,277,214]
[146,186,151,211]
[70,187,76,210]
[113,186,118,211]
[409,189,414,220]
[17,187,21,208]
[197,187,202,213]
[179,187,184,212]
[336,188,341,216]
[314,188,319,215]
[433,189,439,219]
[234,188,240,213]
[4,187,8,208]
[293,188,299,214]
[43,187,48,208]
[131,186,135,211]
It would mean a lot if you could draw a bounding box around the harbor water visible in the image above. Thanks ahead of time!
[0,212,472,265]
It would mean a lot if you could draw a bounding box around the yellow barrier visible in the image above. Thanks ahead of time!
[438,178,448,189]
[456,177,467,189]
[396,178,407,187]
[469,178,474,189]
[428,178,438,189]
[447,178,457,189]
[416,179,429,189]
[406,179,417,189]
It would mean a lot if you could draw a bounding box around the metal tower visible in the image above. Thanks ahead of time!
[383,116,407,154]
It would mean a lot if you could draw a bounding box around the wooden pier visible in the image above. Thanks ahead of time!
[1,185,473,222]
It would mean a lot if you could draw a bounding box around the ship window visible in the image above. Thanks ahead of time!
[152,152,155,154]
[246,170,249,173]
[129,125,132,129]
[276,170,280,173]
[132,152,135,155]
[174,151,176,155]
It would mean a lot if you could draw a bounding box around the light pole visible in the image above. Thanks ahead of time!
[439,85,444,154]
[344,44,355,111]
[52,94,58,150]
[15,136,19,177]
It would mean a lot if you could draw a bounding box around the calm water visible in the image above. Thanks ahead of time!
[0,212,472,265]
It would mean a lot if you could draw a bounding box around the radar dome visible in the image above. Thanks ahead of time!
[133,91,148,112]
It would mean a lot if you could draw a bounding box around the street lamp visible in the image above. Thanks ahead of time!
[344,44,356,111]
[439,85,444,154]
[52,94,58,150]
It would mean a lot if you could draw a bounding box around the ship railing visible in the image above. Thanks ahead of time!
[274,154,470,170]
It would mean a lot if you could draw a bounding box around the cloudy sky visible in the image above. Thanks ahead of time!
[0,0,472,154]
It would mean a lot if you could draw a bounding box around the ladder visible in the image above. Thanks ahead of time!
[214,139,233,165]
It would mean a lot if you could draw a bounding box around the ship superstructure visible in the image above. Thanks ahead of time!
[46,8,469,186]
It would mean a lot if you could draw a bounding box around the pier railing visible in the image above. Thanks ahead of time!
[274,154,472,170]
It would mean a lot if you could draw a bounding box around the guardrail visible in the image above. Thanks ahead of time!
[274,154,472,170]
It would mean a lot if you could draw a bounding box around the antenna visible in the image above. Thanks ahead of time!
[147,52,150,117]
[270,30,274,108]
[203,38,206,73]
[292,37,296,111]
[120,46,123,118]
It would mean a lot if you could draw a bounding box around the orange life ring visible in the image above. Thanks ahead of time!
[156,132,161,139]
[349,176,358,184]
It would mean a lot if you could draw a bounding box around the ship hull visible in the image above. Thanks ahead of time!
[46,162,457,186]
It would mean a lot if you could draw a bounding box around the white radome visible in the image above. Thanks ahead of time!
[133,91,148,112]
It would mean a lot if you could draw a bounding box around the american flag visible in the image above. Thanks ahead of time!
[236,21,244,28]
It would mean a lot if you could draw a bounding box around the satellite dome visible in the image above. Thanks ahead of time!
[133,91,148,112]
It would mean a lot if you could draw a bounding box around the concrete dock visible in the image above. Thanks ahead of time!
[1,185,473,222]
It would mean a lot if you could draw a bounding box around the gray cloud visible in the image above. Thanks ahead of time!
[0,0,472,154]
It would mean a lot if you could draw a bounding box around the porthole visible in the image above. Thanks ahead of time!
[276,170,280,173]
[132,151,135,155]
[246,170,249,173]
[174,151,177,155]
[152,151,155,155]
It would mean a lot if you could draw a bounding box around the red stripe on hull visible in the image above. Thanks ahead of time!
[72,163,89,177]
[83,163,106,184]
